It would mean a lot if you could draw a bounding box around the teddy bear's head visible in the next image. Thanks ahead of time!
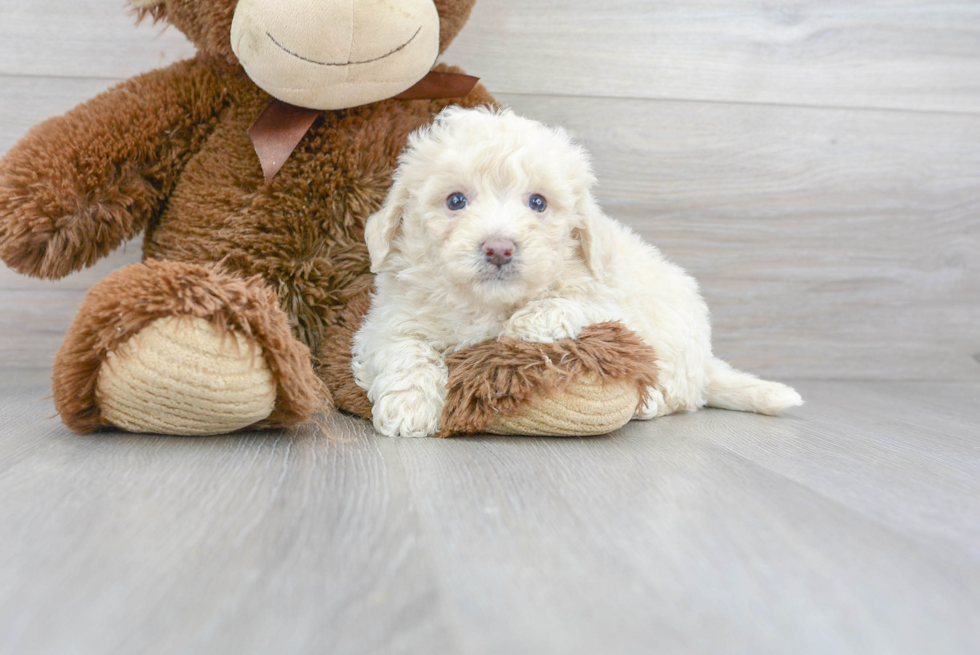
[133,0,478,110]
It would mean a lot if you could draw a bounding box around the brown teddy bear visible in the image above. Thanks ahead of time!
[0,0,657,437]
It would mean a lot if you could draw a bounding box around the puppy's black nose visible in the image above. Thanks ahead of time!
[483,239,516,267]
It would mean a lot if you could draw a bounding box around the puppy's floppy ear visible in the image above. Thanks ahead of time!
[365,185,409,273]
[573,190,608,282]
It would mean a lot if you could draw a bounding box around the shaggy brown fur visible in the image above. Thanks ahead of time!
[1,0,658,436]
[53,260,324,433]
[318,288,375,420]
[438,323,659,437]
[0,58,230,279]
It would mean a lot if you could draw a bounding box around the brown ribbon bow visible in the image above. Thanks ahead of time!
[248,71,480,183]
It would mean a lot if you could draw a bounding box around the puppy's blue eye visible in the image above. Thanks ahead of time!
[528,194,548,213]
[447,192,468,211]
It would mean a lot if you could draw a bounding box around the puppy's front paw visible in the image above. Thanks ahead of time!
[500,305,584,344]
[372,388,443,438]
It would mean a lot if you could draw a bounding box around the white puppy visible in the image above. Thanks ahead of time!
[353,107,803,438]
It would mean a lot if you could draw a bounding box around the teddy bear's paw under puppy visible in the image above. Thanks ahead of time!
[95,316,277,436]
[372,388,444,438]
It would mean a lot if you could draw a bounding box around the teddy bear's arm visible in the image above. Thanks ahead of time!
[0,57,229,280]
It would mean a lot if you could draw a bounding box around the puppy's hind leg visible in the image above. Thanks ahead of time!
[704,357,803,415]
[634,387,667,420]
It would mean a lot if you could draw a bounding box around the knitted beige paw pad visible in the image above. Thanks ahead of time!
[486,374,640,437]
[96,316,277,436]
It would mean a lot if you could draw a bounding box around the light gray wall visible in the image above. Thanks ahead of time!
[1,0,978,379]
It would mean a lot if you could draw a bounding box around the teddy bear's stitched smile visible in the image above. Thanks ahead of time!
[266,27,422,67]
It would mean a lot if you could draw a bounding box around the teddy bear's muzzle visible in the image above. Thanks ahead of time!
[230,0,441,111]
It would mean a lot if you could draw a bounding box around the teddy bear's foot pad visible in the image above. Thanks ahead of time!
[96,316,277,436]
[487,373,641,436]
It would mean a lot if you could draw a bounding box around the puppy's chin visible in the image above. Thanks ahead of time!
[449,265,524,307]
[442,255,556,309]
[474,280,526,307]
[469,265,561,309]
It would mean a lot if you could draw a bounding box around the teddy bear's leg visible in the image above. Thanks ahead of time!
[52,260,325,435]
[439,322,660,437]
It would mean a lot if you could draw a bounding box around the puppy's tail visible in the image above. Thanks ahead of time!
[704,357,803,415]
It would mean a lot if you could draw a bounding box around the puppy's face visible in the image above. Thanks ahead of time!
[367,108,602,308]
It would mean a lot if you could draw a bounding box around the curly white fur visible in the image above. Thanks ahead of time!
[353,107,803,438]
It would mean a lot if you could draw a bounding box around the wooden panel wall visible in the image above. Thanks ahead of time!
[1,0,978,380]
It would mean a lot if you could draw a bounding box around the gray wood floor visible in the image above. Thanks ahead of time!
[1,370,978,655]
